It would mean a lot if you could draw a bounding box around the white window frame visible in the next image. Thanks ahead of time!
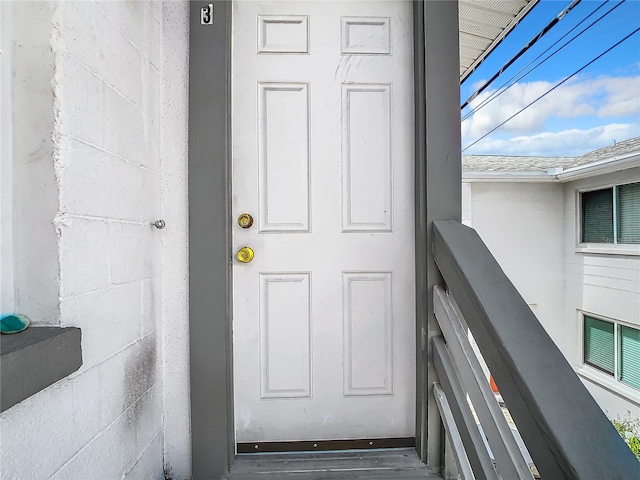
[577,310,640,406]
[0,1,14,314]
[575,179,640,256]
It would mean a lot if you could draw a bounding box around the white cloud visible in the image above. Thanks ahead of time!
[463,123,640,156]
[462,74,640,141]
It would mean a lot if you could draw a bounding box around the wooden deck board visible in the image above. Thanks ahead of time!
[229,471,442,479]
[228,448,442,479]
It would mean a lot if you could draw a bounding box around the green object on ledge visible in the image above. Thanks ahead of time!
[0,314,31,334]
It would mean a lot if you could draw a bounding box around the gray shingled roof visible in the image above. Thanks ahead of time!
[575,136,640,164]
[462,155,577,173]
[462,136,640,173]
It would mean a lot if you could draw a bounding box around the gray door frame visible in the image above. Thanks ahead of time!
[188,1,461,478]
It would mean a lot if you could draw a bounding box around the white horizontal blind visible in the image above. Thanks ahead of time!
[619,325,640,390]
[581,188,614,244]
[584,315,615,375]
[617,182,640,245]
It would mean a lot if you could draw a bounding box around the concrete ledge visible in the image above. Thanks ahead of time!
[1,327,82,412]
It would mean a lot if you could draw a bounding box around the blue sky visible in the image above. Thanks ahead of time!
[461,0,640,156]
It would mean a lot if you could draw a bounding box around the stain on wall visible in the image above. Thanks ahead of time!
[124,335,158,421]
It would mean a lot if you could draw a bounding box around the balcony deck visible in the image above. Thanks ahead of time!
[228,448,442,480]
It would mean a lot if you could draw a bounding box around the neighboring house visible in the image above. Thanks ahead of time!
[462,137,640,420]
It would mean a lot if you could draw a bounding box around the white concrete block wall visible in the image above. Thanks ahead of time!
[0,1,14,314]
[563,167,640,419]
[159,2,191,479]
[1,2,167,479]
[9,1,61,324]
[465,182,568,354]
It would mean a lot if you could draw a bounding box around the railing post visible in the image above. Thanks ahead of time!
[414,0,462,471]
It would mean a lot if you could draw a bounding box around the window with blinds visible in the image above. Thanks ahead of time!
[619,326,640,390]
[583,314,640,391]
[582,188,614,243]
[617,182,640,245]
[584,315,614,374]
[580,181,640,245]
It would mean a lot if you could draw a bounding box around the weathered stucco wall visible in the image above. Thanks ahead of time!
[1,2,167,478]
[563,167,640,420]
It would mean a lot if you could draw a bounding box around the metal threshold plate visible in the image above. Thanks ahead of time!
[237,437,415,454]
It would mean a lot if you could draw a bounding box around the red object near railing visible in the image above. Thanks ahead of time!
[490,375,499,393]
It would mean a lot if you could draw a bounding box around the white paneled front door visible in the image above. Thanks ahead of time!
[232,0,415,443]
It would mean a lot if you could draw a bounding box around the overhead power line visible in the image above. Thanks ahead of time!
[461,26,640,153]
[461,0,625,122]
[460,0,583,110]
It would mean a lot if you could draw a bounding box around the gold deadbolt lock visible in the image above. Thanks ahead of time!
[238,213,254,229]
[236,246,254,263]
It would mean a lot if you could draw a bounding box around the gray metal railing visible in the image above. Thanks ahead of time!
[430,220,640,480]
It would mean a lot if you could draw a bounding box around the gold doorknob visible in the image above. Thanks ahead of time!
[238,213,254,229]
[236,246,254,263]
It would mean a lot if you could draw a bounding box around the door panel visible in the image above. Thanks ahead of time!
[259,273,312,399]
[342,84,393,232]
[258,83,310,232]
[232,0,415,443]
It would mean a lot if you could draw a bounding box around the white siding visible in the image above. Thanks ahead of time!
[0,2,169,479]
[465,182,567,353]
[563,167,640,419]
[461,181,472,227]
[464,171,640,420]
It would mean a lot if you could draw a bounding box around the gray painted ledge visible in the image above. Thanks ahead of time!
[0,327,82,412]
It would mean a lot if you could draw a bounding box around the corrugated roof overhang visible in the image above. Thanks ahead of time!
[459,0,540,82]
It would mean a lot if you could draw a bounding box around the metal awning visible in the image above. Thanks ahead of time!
[459,0,540,82]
